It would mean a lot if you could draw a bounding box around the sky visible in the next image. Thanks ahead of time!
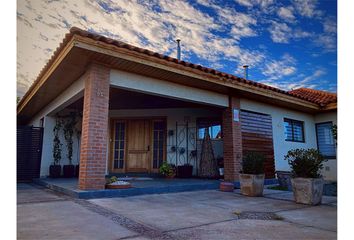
[17,0,337,98]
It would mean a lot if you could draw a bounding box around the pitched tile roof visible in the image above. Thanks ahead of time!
[19,27,337,109]
[288,88,337,106]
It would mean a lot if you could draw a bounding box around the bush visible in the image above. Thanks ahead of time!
[284,148,326,178]
[241,151,265,174]
[159,162,176,177]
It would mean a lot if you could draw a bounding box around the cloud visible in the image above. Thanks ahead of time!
[234,0,253,7]
[16,0,336,97]
[195,1,258,39]
[261,67,328,91]
[292,0,322,18]
[262,53,297,80]
[277,6,295,22]
[323,18,336,34]
[268,21,312,43]
[313,17,336,52]
[17,0,268,97]
[235,0,274,9]
[268,21,291,43]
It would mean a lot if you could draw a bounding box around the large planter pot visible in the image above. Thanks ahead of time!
[239,173,265,197]
[49,165,61,178]
[63,165,75,178]
[291,178,324,205]
[177,165,193,178]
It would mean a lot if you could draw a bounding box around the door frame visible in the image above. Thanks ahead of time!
[109,117,167,174]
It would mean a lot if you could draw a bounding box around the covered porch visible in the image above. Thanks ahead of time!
[38,64,243,190]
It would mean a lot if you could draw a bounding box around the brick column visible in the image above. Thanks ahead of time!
[79,64,110,190]
[222,97,242,182]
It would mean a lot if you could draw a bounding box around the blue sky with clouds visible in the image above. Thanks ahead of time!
[17,0,337,97]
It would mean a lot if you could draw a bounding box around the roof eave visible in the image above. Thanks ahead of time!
[73,35,320,111]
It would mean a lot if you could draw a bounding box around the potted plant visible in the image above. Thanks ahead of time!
[50,118,62,178]
[105,176,132,189]
[217,156,224,178]
[63,113,76,178]
[239,151,265,197]
[285,148,327,205]
[159,162,176,178]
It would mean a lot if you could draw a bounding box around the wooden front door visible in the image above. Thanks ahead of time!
[126,120,151,172]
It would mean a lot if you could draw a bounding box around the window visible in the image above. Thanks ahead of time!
[284,118,304,142]
[316,122,336,158]
[153,120,166,169]
[197,118,222,140]
[113,121,125,169]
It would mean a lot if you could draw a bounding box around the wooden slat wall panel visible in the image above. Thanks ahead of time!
[17,126,43,182]
[241,110,275,178]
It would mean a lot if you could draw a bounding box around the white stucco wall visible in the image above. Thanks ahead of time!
[29,75,84,127]
[315,111,337,124]
[109,108,222,174]
[28,75,84,177]
[110,69,229,107]
[39,115,82,177]
[240,98,318,172]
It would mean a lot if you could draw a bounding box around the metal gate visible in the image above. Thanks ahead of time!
[17,126,43,182]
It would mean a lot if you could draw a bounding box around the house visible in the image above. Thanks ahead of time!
[17,27,337,190]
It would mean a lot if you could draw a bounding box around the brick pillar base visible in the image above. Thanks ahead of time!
[79,64,110,190]
[222,97,242,182]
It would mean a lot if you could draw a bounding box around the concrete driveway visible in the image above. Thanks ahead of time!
[17,183,336,240]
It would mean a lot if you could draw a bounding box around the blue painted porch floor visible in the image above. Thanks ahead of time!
[34,177,221,199]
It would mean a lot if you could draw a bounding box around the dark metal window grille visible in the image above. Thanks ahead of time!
[113,122,125,169]
[284,118,305,142]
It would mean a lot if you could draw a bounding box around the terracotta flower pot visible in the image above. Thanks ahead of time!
[239,173,265,197]
[220,182,234,192]
[106,183,132,189]
[291,178,324,205]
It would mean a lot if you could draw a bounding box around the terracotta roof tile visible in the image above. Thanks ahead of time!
[19,27,337,109]
[288,88,337,106]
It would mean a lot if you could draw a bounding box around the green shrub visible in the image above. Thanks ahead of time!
[284,148,326,178]
[106,176,118,184]
[241,151,265,174]
[159,162,175,177]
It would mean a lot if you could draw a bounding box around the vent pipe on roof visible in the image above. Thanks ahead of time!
[243,65,249,80]
[176,39,181,60]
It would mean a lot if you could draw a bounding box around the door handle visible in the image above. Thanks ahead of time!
[147,145,150,151]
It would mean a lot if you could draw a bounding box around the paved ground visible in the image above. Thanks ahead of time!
[17,183,337,240]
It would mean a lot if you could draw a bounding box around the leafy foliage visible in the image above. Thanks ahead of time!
[63,112,77,165]
[284,148,327,178]
[332,124,337,146]
[241,151,265,174]
[106,176,118,184]
[159,162,176,177]
[53,118,63,165]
